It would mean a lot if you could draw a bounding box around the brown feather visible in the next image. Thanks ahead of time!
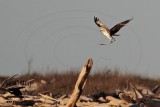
[110,18,133,35]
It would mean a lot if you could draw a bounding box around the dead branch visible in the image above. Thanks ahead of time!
[66,58,93,107]
[152,84,160,94]
[0,74,18,87]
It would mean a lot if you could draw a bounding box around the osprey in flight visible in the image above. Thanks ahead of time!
[94,17,133,45]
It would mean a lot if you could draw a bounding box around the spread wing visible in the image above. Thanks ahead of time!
[94,17,110,33]
[110,18,133,35]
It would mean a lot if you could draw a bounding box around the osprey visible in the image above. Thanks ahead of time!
[94,17,133,45]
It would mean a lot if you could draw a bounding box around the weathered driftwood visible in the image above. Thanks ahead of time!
[89,91,118,102]
[66,58,93,107]
[39,93,59,102]
[79,96,93,102]
[119,93,134,104]
[152,84,160,94]
[2,61,160,107]
[129,82,160,107]
[106,96,124,106]
[59,94,68,99]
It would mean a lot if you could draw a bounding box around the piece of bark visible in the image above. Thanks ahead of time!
[66,58,93,107]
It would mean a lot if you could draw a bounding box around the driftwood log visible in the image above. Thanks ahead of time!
[66,58,93,107]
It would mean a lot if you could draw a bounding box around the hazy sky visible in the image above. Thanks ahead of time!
[0,0,160,77]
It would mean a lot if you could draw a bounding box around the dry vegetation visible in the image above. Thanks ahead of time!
[1,59,160,107]
[0,68,159,96]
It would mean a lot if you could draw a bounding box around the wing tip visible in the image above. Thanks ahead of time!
[94,16,99,22]
[94,16,97,22]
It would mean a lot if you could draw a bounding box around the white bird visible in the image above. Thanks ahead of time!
[94,17,133,45]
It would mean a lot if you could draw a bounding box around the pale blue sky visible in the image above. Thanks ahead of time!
[0,0,160,77]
